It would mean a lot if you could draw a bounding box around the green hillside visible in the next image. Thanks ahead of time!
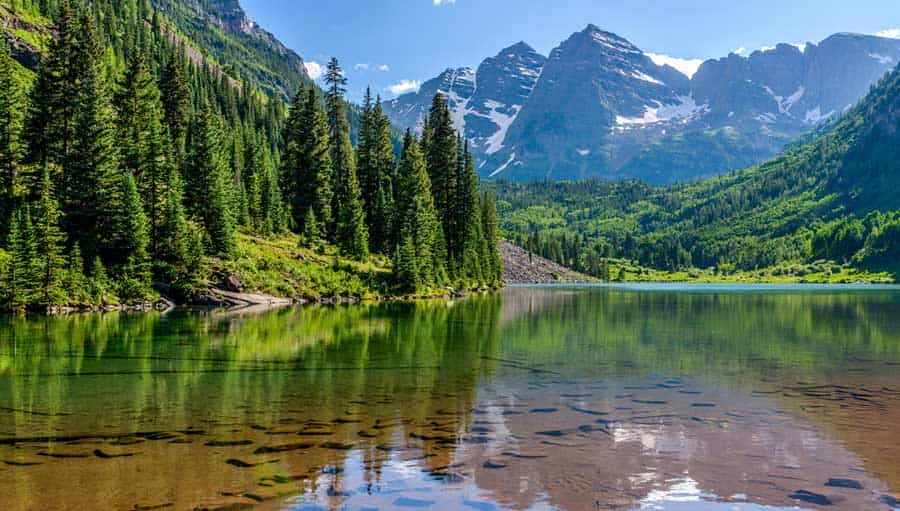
[0,0,501,312]
[490,65,900,282]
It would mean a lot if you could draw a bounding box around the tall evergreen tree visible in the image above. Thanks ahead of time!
[480,191,503,284]
[423,93,459,265]
[394,131,444,291]
[156,168,206,294]
[25,0,78,170]
[457,141,484,283]
[244,137,282,234]
[60,9,125,262]
[112,171,152,295]
[4,207,36,310]
[325,58,368,258]
[159,49,190,154]
[335,160,369,259]
[185,104,236,256]
[281,87,333,232]
[360,94,396,253]
[31,169,67,306]
[0,39,23,238]
[115,49,172,259]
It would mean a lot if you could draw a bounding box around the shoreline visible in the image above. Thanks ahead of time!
[24,286,489,317]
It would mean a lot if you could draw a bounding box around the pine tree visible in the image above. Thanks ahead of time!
[87,256,111,303]
[31,168,67,306]
[115,49,171,259]
[0,39,23,238]
[186,103,236,256]
[457,142,484,284]
[423,93,459,266]
[393,230,419,292]
[63,242,88,304]
[156,168,207,296]
[394,131,444,290]
[480,191,503,284]
[4,207,36,311]
[25,0,79,170]
[260,146,284,234]
[357,87,377,210]
[245,142,264,232]
[281,87,333,233]
[335,160,369,259]
[325,58,368,258]
[370,181,394,254]
[362,95,396,253]
[60,9,125,262]
[159,48,190,154]
[113,171,152,297]
[300,208,322,249]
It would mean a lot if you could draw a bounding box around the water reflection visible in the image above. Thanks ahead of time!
[0,286,898,510]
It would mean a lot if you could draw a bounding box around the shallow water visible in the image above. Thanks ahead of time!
[1,285,899,510]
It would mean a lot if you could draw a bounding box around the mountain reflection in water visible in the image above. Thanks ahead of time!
[1,285,899,510]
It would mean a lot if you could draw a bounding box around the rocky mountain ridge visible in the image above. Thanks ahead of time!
[384,25,900,183]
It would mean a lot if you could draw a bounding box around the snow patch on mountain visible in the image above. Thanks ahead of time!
[804,107,835,124]
[870,53,894,64]
[589,28,641,54]
[764,85,805,114]
[632,70,665,85]
[615,96,707,127]
[473,102,521,155]
[490,153,517,177]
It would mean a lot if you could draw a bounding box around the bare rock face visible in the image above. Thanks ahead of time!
[384,26,900,184]
[500,241,590,285]
[222,274,245,293]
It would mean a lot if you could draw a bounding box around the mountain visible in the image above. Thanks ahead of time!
[383,41,546,158]
[153,0,310,100]
[1,0,310,100]
[490,62,900,277]
[386,25,900,183]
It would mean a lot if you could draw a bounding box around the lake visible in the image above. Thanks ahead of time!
[1,285,899,511]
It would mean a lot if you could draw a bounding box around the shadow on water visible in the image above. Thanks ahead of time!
[0,286,898,510]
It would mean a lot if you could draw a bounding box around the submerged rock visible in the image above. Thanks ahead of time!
[790,490,833,506]
[825,478,864,490]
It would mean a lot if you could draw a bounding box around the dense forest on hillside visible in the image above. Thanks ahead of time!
[0,0,500,312]
[488,65,900,282]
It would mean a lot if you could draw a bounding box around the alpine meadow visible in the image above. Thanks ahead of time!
[2,1,900,511]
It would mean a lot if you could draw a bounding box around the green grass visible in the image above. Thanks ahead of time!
[606,258,895,284]
[215,232,394,300]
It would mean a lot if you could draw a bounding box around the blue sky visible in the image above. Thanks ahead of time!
[241,0,900,102]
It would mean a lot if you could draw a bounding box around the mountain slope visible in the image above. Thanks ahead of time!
[154,0,310,99]
[386,25,900,183]
[490,63,900,276]
[383,42,546,162]
[0,0,310,100]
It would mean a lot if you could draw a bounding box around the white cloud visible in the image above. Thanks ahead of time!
[732,46,746,55]
[354,63,370,71]
[877,28,900,39]
[387,79,421,95]
[304,61,323,80]
[646,53,704,79]
[377,64,390,72]
[433,0,456,5]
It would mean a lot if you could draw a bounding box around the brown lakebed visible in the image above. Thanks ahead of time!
[1,285,899,510]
